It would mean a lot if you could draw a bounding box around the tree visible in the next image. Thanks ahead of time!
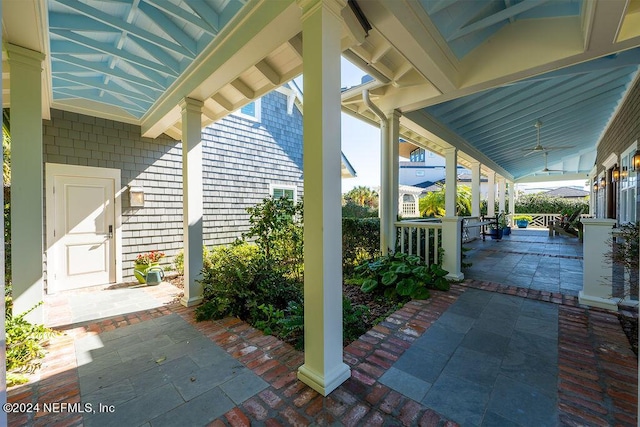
[419,185,472,217]
[343,186,378,209]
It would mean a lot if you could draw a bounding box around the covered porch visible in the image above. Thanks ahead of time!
[3,0,640,408]
[6,234,636,425]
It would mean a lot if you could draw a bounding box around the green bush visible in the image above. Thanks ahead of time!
[195,242,301,322]
[172,245,212,275]
[355,252,449,301]
[342,217,380,276]
[244,197,303,280]
[342,200,378,218]
[5,285,58,386]
[515,193,588,214]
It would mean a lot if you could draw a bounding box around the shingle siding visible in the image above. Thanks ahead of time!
[42,90,304,283]
[595,76,640,220]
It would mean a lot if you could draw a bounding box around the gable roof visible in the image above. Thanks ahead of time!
[542,186,589,198]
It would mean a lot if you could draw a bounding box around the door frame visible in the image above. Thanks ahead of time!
[45,163,123,293]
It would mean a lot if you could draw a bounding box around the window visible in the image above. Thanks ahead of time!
[620,143,637,224]
[597,172,606,218]
[270,184,297,201]
[410,148,425,163]
[234,98,262,121]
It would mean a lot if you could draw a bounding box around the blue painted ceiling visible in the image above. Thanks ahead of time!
[47,0,246,119]
[407,0,639,180]
[424,50,640,179]
[420,0,582,59]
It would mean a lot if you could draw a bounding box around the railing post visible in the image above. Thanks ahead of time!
[579,218,618,311]
[441,217,464,281]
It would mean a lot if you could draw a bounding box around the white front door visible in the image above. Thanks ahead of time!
[46,164,122,292]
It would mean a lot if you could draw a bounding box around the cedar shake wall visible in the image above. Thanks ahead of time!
[42,90,304,282]
[595,76,640,221]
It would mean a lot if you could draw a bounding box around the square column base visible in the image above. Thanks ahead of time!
[446,272,464,281]
[298,363,351,396]
[180,295,203,307]
[578,291,618,312]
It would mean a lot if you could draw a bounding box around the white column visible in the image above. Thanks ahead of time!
[508,181,515,224]
[498,177,506,214]
[470,161,481,218]
[444,147,458,216]
[298,0,350,396]
[8,44,45,323]
[388,110,400,249]
[579,218,618,311]
[441,217,464,281]
[487,171,496,217]
[180,98,204,307]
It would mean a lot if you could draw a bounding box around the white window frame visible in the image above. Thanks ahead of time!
[620,141,638,224]
[597,171,606,218]
[269,183,297,202]
[234,98,262,122]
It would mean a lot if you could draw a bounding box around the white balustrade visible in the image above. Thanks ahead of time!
[395,220,442,265]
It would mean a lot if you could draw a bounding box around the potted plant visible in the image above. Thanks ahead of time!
[513,215,533,228]
[499,212,511,236]
[133,250,165,284]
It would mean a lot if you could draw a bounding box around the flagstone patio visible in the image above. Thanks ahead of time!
[6,229,638,426]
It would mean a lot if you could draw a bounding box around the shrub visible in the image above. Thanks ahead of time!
[243,197,303,280]
[173,246,212,275]
[515,193,589,214]
[342,217,380,276]
[355,252,449,301]
[5,285,58,386]
[195,242,301,322]
[342,200,378,218]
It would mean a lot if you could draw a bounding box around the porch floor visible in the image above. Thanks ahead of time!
[463,228,583,295]
[7,233,637,426]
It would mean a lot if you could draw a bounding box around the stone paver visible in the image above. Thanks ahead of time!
[381,289,559,426]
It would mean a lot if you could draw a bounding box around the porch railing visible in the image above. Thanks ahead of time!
[510,213,590,229]
[395,219,442,265]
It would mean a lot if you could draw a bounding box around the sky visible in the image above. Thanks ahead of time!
[301,58,589,194]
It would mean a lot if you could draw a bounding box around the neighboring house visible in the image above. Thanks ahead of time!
[542,186,589,200]
[41,86,355,291]
[399,144,489,199]
[591,75,640,225]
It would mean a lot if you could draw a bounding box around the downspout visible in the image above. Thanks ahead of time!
[362,90,391,255]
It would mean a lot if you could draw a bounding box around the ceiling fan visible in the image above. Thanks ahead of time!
[522,120,574,157]
[539,151,565,173]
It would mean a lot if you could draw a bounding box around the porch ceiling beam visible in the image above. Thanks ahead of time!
[359,0,458,95]
[48,13,114,32]
[211,93,234,111]
[581,0,627,51]
[447,0,550,42]
[288,33,304,60]
[50,30,179,77]
[255,60,281,86]
[144,0,217,35]
[53,88,149,114]
[138,1,198,56]
[230,78,255,99]
[132,38,182,75]
[141,1,300,138]
[183,0,220,33]
[52,54,165,90]
[55,0,192,58]
[53,73,155,102]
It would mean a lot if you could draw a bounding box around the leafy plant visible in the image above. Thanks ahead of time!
[278,300,305,350]
[342,217,380,276]
[243,197,303,279]
[6,288,59,386]
[355,252,449,301]
[419,185,472,217]
[343,297,370,344]
[513,214,533,222]
[253,304,285,336]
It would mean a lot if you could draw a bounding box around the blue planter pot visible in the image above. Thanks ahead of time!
[516,220,529,228]
[503,226,511,236]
